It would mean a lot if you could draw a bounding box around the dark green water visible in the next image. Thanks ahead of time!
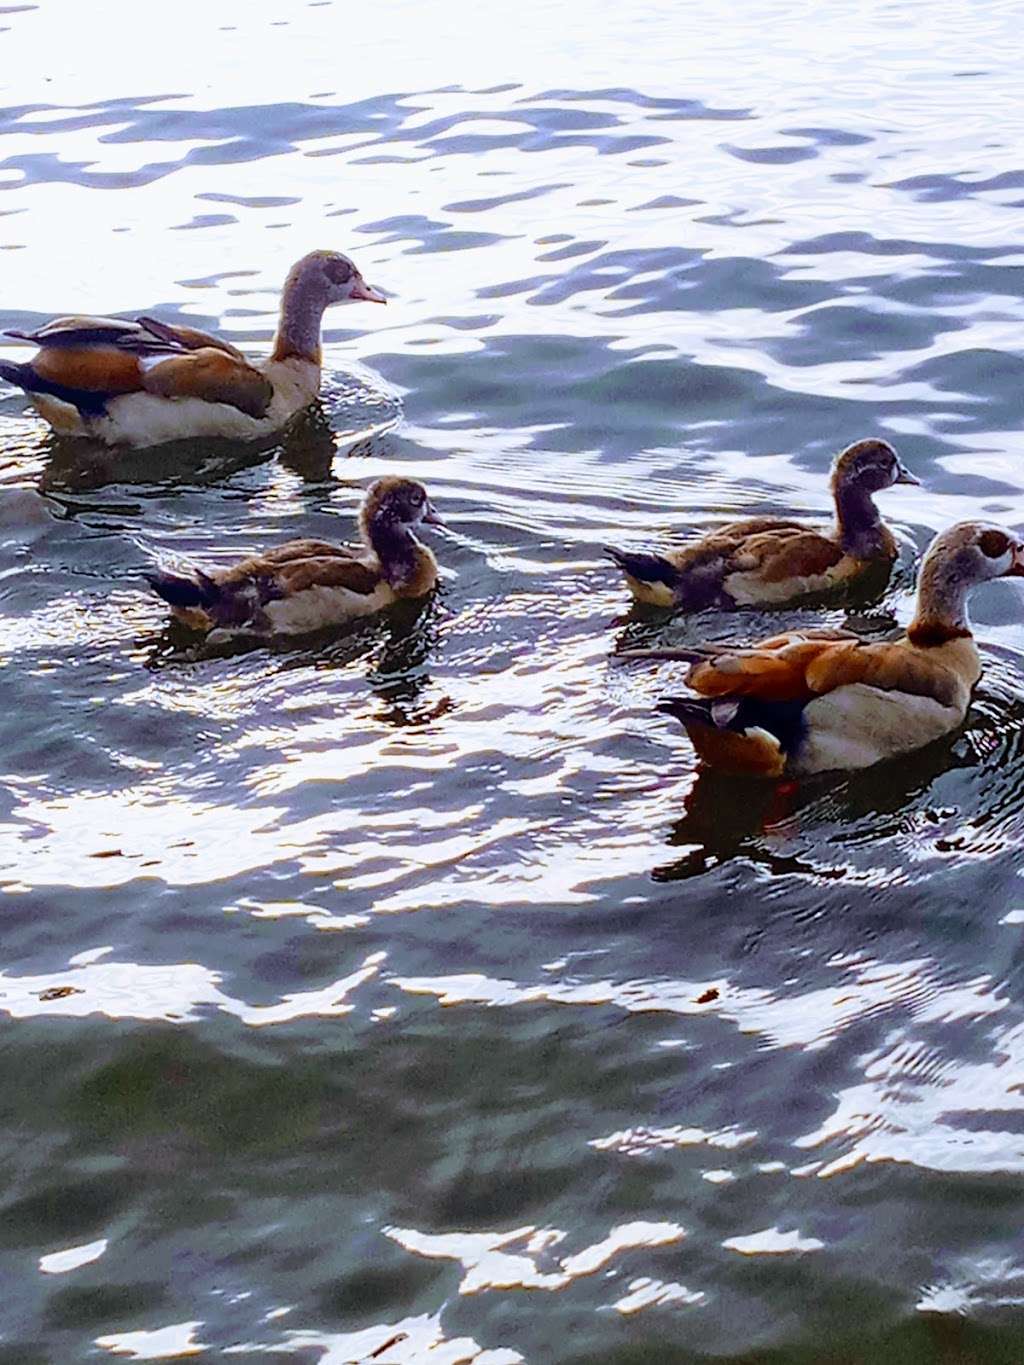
[3,2,1024,1360]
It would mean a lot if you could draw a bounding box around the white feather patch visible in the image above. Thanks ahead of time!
[793,683,966,774]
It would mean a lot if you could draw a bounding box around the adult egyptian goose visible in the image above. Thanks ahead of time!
[0,250,385,447]
[622,521,1024,776]
[605,439,918,610]
[145,476,442,637]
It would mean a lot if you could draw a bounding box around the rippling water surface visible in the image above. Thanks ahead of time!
[4,2,1024,1360]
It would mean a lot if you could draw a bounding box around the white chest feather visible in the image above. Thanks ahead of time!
[793,682,969,774]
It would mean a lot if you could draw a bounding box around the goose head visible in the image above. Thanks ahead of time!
[909,521,1024,644]
[360,477,444,544]
[289,249,387,306]
[921,521,1024,589]
[831,438,918,497]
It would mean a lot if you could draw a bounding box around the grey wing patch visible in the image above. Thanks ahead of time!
[5,315,184,353]
[136,315,247,361]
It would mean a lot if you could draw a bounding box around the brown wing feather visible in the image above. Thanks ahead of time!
[212,547,381,597]
[690,632,963,709]
[31,345,143,395]
[689,634,862,702]
[8,316,154,347]
[256,539,357,565]
[665,518,805,571]
[755,531,844,583]
[141,349,273,418]
[274,556,383,596]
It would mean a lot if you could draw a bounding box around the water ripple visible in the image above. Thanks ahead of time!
[3,0,1024,1360]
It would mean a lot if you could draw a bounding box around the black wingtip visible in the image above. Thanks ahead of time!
[656,695,715,726]
[143,568,213,610]
[602,545,681,588]
[0,358,30,389]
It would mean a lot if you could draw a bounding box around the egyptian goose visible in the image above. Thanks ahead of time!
[622,521,1024,776]
[605,439,918,610]
[0,250,385,447]
[145,476,442,637]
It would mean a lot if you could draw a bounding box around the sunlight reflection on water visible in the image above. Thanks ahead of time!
[4,0,1024,1360]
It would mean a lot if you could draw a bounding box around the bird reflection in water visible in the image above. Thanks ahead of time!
[37,426,278,495]
[141,587,450,730]
[653,767,805,882]
[291,590,452,729]
[275,400,400,484]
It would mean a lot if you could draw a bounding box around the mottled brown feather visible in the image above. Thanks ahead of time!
[274,557,382,596]
[756,532,845,583]
[664,518,805,572]
[255,539,358,565]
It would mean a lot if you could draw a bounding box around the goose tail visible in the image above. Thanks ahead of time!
[603,545,683,588]
[0,358,35,393]
[143,567,220,611]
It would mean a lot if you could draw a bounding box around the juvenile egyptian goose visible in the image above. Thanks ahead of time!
[145,476,441,637]
[605,439,918,610]
[623,521,1024,776]
[0,250,385,447]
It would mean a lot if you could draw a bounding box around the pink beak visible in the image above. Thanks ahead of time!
[1009,541,1024,576]
[349,276,387,304]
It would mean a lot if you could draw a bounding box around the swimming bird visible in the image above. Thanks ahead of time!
[0,250,386,447]
[605,439,918,611]
[145,476,442,637]
[622,521,1024,776]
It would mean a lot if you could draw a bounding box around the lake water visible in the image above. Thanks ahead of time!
[3,1,1024,1360]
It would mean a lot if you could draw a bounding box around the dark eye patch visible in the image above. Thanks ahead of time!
[979,529,1010,559]
[325,256,354,285]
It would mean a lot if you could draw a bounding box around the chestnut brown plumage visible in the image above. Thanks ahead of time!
[605,439,918,611]
[622,521,1024,775]
[0,250,387,446]
[145,477,442,638]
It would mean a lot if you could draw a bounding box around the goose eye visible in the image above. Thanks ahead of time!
[979,529,1010,559]
[326,257,353,285]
